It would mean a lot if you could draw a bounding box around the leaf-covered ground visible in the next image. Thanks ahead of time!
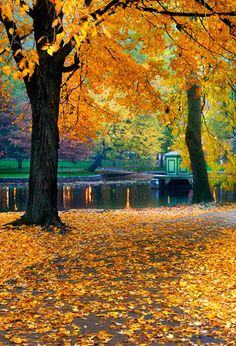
[0,204,235,345]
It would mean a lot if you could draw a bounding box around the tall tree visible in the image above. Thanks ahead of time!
[186,84,214,202]
[136,2,235,201]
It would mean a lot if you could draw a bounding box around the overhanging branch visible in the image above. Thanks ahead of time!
[138,7,236,18]
[194,0,236,32]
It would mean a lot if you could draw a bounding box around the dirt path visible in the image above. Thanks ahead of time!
[0,205,235,345]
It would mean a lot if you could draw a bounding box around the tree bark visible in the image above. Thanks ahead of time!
[1,0,73,229]
[186,84,214,203]
[19,63,63,227]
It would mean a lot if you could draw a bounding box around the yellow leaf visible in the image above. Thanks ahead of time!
[41,45,49,50]
[103,26,112,39]
[74,34,83,48]
[72,306,79,312]
[23,4,29,11]
[13,71,22,80]
[80,21,89,37]
[91,27,97,37]
[2,3,13,20]
[56,32,65,43]
[49,44,60,53]
[8,28,14,35]
[10,336,26,344]
[55,1,63,14]
[47,48,54,56]
[21,68,30,77]
[52,19,59,28]
[14,49,22,57]
[2,65,11,75]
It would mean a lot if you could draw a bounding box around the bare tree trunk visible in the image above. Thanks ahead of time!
[186,84,214,203]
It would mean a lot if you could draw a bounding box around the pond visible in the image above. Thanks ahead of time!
[0,182,235,212]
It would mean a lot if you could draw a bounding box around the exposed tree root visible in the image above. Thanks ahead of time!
[5,214,69,234]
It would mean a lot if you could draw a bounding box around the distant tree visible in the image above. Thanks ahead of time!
[99,114,165,162]
[58,137,92,162]
[0,93,30,168]
[8,101,31,168]
[0,92,13,158]
[87,139,109,173]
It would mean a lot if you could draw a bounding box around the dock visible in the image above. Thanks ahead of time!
[151,174,193,188]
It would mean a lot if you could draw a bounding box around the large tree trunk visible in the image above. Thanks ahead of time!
[2,0,73,229]
[20,64,63,227]
[186,84,214,203]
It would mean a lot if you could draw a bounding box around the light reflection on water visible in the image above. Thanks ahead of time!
[0,183,235,212]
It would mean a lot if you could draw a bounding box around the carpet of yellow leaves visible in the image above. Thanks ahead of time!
[0,204,235,345]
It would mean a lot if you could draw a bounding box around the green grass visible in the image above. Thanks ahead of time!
[0,158,158,178]
[0,159,30,171]
[0,172,29,179]
[0,159,96,178]
[0,159,94,170]
[0,171,97,179]
[58,160,93,171]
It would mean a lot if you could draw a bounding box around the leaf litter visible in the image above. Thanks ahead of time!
[0,204,235,345]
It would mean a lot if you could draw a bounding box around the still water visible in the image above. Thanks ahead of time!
[0,183,235,212]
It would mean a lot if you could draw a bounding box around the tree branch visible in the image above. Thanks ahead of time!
[91,0,136,19]
[62,53,80,72]
[138,7,236,18]
[84,0,93,6]
[194,0,236,32]
[55,40,75,65]
[194,0,214,13]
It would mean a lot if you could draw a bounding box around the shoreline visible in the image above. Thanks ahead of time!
[0,173,153,187]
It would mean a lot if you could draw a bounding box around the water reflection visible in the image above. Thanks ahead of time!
[0,186,28,211]
[0,184,235,212]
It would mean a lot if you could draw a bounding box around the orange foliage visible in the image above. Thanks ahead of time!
[0,1,235,140]
[0,205,235,344]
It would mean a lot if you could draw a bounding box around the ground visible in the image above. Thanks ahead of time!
[0,204,235,345]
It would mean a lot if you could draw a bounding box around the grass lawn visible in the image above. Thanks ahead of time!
[0,204,235,345]
[0,159,31,171]
[0,159,97,178]
[0,159,94,171]
[0,159,157,179]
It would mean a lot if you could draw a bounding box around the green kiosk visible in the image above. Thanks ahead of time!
[151,151,192,188]
[165,151,189,175]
